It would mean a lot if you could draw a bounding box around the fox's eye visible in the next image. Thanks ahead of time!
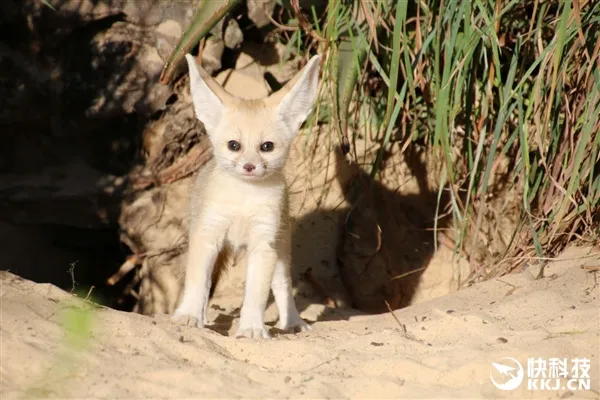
[228,140,241,151]
[260,141,274,152]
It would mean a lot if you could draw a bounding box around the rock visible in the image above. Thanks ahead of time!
[247,0,276,29]
[223,18,243,49]
[121,0,196,26]
[155,19,191,80]
[79,21,172,118]
[215,68,270,99]
[26,0,196,31]
[215,53,271,99]
[234,52,264,75]
[240,42,300,86]
[29,0,125,25]
[201,37,225,75]
[155,19,182,45]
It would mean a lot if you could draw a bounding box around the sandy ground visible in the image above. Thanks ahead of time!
[1,245,599,399]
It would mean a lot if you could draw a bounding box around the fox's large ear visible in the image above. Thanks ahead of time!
[272,55,321,135]
[185,53,232,133]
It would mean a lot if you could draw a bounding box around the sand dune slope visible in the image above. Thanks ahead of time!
[1,246,598,399]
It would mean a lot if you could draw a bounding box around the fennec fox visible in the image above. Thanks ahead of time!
[172,53,322,339]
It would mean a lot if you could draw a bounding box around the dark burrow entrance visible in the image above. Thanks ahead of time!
[0,4,142,311]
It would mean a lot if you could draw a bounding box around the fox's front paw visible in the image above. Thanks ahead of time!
[172,304,206,329]
[171,313,204,328]
[280,316,312,333]
[235,321,271,339]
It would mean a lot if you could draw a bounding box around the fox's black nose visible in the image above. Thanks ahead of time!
[243,163,255,172]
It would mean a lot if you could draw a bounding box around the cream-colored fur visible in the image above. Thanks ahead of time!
[172,53,321,339]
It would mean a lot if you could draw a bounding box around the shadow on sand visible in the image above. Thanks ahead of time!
[291,145,451,321]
